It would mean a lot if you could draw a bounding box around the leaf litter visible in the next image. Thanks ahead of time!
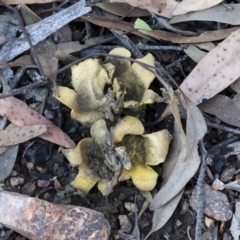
[1,0,240,239]
[0,124,48,146]
[161,27,240,119]
[0,97,75,148]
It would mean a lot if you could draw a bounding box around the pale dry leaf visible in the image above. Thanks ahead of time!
[183,44,207,63]
[199,94,240,128]
[150,98,207,210]
[170,4,240,25]
[180,28,240,104]
[172,0,223,17]
[0,144,19,181]
[234,202,240,222]
[144,75,187,238]
[0,10,18,40]
[224,180,240,192]
[162,27,240,118]
[145,190,184,240]
[0,97,75,148]
[193,42,215,51]
[0,124,48,146]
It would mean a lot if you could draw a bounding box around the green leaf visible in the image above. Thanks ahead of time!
[134,18,160,40]
[134,18,152,31]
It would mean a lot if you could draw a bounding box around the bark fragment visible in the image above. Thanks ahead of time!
[0,189,110,240]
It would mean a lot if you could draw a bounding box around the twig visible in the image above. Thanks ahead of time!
[137,43,183,51]
[195,140,212,240]
[131,192,140,240]
[85,44,183,52]
[0,0,91,63]
[48,52,161,79]
[207,135,240,154]
[0,0,45,76]
[110,28,143,58]
[206,121,240,135]
[0,80,47,99]
[0,52,169,99]
[166,55,188,71]
[36,0,70,15]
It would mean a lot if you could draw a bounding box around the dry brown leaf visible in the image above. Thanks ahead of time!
[162,27,240,118]
[170,4,240,25]
[0,124,48,146]
[81,13,156,42]
[0,97,75,148]
[55,50,78,65]
[6,55,37,68]
[96,2,150,17]
[56,42,90,54]
[199,94,240,128]
[141,27,238,44]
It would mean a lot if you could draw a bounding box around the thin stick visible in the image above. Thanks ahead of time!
[195,140,211,240]
[0,80,46,99]
[206,121,240,135]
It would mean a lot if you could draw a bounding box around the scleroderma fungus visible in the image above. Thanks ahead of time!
[105,48,162,114]
[54,48,172,194]
[61,117,172,194]
[112,117,172,191]
[60,119,132,196]
[53,47,163,127]
[53,59,116,127]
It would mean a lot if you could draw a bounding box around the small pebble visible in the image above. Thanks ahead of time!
[10,177,24,187]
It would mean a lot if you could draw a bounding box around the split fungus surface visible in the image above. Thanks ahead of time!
[55,48,172,195]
